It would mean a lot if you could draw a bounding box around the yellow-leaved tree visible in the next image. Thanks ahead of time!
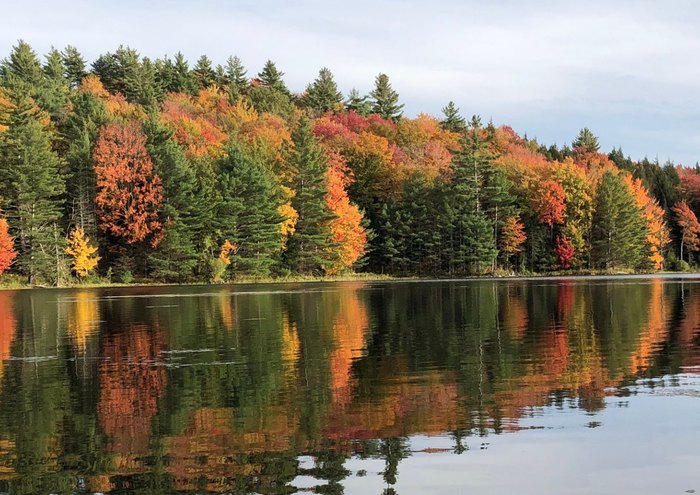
[65,227,100,277]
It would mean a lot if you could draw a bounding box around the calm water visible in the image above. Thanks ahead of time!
[0,276,698,494]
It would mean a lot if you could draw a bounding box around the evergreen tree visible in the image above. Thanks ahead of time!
[225,55,248,101]
[193,54,216,89]
[60,88,108,238]
[446,118,498,273]
[369,73,403,121]
[216,145,283,277]
[591,171,647,269]
[61,45,87,87]
[171,52,198,94]
[345,88,371,116]
[0,40,43,93]
[43,48,65,81]
[440,101,467,133]
[304,67,343,115]
[573,127,600,154]
[257,60,289,94]
[0,95,65,284]
[144,117,200,281]
[284,117,336,274]
[40,47,70,120]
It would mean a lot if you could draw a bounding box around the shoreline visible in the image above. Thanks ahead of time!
[1,270,699,292]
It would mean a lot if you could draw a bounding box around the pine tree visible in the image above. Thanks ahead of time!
[304,67,343,115]
[369,73,403,121]
[40,47,70,120]
[0,95,65,284]
[61,45,87,87]
[217,145,283,277]
[193,55,216,90]
[0,40,43,93]
[225,56,248,101]
[573,127,600,154]
[345,88,371,116]
[171,52,198,94]
[144,117,200,281]
[446,118,498,273]
[258,60,289,94]
[61,88,108,239]
[284,117,337,274]
[440,101,467,133]
[591,171,647,269]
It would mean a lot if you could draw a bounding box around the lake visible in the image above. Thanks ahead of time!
[0,276,698,494]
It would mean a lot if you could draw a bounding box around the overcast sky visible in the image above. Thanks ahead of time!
[2,0,699,164]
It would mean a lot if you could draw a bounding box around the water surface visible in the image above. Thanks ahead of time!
[0,276,698,494]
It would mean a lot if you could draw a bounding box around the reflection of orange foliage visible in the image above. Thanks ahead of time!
[165,406,293,492]
[325,359,459,439]
[218,290,235,331]
[0,291,16,384]
[629,279,670,374]
[503,289,528,340]
[329,293,369,404]
[678,286,700,368]
[67,291,100,352]
[98,324,166,454]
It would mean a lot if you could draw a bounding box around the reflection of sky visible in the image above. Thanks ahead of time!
[332,375,700,495]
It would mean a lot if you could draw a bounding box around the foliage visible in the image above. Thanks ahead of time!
[0,218,17,274]
[93,122,164,246]
[65,226,100,277]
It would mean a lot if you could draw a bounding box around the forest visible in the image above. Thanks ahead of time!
[1,40,700,285]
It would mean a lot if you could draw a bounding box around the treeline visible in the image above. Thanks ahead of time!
[0,41,699,285]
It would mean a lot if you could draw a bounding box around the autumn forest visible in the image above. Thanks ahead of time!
[1,41,700,285]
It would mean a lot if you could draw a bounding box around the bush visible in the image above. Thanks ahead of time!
[672,259,690,272]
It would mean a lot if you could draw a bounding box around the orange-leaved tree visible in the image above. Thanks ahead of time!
[0,218,17,274]
[325,152,367,274]
[623,175,670,269]
[672,200,700,262]
[94,122,164,247]
[499,215,526,264]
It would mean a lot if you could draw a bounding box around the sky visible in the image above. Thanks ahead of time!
[1,0,699,164]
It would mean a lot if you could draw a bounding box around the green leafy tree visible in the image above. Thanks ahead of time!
[369,73,403,121]
[284,117,336,274]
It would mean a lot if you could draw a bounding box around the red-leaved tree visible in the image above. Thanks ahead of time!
[94,122,164,247]
[672,200,700,262]
[554,234,575,269]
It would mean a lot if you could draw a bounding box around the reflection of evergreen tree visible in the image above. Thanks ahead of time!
[380,437,409,492]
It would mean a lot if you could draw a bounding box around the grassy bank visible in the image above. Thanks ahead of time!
[0,269,696,291]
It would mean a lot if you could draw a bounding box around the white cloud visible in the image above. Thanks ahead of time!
[1,0,699,162]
